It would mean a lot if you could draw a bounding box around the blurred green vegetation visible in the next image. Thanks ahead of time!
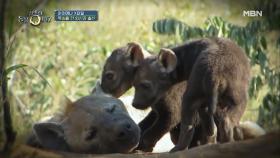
[2,0,279,142]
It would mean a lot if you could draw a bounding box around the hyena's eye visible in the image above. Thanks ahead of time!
[105,104,116,113]
[105,71,115,81]
[140,81,152,90]
[85,127,98,141]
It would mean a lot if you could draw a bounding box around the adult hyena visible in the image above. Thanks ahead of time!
[27,83,140,154]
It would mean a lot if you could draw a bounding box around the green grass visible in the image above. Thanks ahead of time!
[6,0,276,140]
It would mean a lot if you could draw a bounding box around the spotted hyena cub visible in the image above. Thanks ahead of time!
[132,37,250,152]
[101,42,206,152]
[101,42,150,98]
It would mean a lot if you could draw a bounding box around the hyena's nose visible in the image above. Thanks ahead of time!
[116,122,133,140]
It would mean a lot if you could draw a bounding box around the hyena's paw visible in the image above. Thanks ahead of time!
[206,123,217,144]
[136,138,154,152]
[170,145,186,153]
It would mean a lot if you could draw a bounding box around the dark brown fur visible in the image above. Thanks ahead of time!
[135,81,208,152]
[132,37,250,152]
[101,42,150,98]
[100,43,204,152]
[136,81,185,151]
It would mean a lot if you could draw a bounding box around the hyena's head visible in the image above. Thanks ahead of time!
[101,42,149,98]
[132,48,177,109]
[32,93,140,154]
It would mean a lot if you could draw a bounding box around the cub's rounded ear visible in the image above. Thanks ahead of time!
[33,122,69,151]
[158,48,177,73]
[126,42,145,67]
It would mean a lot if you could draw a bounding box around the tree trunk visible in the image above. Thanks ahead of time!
[0,0,16,154]
[9,131,280,158]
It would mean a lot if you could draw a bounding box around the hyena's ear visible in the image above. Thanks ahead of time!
[91,79,108,96]
[158,48,177,73]
[33,122,69,151]
[62,95,74,116]
[126,42,145,67]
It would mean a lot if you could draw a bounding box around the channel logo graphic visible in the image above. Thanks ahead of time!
[18,10,52,26]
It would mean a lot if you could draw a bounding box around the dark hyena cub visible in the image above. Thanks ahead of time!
[132,37,250,152]
[133,80,211,152]
[101,42,150,98]
[100,42,204,152]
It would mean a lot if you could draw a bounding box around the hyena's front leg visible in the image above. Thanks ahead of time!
[170,92,202,152]
[137,107,174,152]
[138,111,157,134]
[170,123,180,145]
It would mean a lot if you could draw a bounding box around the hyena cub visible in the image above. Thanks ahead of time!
[101,42,150,98]
[101,42,205,152]
[132,37,250,152]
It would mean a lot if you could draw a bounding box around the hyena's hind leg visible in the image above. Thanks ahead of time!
[216,115,235,142]
[199,107,217,144]
[218,84,247,143]
[200,73,219,143]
